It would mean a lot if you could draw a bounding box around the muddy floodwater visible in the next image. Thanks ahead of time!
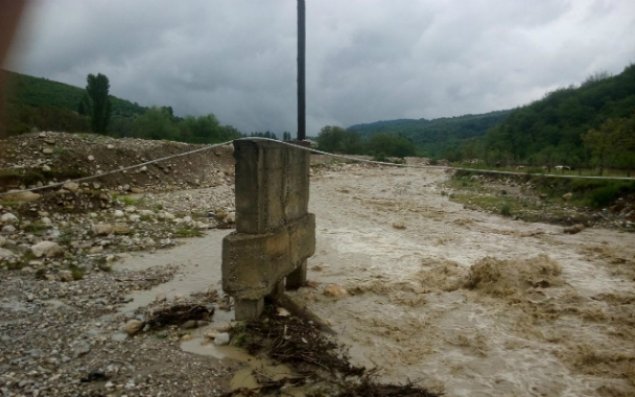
[293,164,635,397]
[120,164,634,396]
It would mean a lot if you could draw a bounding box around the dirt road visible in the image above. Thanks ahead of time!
[290,163,635,396]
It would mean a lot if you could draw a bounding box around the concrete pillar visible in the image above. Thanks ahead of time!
[222,139,315,321]
[286,260,307,290]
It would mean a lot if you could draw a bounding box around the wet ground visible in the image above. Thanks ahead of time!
[103,163,634,396]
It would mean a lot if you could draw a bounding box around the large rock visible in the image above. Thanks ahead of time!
[93,223,114,236]
[2,191,40,203]
[0,247,16,261]
[31,241,63,258]
[62,182,80,192]
[0,213,19,225]
[123,319,144,336]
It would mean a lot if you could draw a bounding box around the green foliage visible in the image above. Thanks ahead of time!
[131,107,178,140]
[366,133,415,158]
[317,126,364,154]
[2,70,144,135]
[481,64,635,168]
[316,125,416,158]
[250,131,279,140]
[85,73,112,133]
[173,226,204,238]
[2,70,241,144]
[348,110,510,158]
[500,202,512,217]
[582,114,635,174]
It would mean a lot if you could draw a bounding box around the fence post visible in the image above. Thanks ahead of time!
[222,140,315,320]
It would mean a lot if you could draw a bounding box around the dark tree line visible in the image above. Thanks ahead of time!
[316,126,416,159]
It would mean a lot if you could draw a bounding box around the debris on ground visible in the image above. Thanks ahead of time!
[225,304,439,397]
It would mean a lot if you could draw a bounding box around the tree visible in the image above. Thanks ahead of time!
[366,133,416,158]
[583,115,635,175]
[84,73,111,133]
[131,107,177,140]
[316,126,362,154]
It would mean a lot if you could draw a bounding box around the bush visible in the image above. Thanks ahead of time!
[500,202,512,216]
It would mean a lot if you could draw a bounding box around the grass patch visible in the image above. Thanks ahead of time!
[113,194,142,206]
[173,226,203,238]
[69,264,85,280]
[500,202,512,217]
[23,220,50,235]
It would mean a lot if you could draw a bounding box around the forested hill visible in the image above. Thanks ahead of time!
[2,70,147,134]
[347,110,511,158]
[1,70,241,144]
[5,71,146,116]
[481,64,635,166]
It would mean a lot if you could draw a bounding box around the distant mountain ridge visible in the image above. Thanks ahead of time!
[348,110,511,158]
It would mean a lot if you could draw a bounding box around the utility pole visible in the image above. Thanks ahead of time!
[297,0,306,140]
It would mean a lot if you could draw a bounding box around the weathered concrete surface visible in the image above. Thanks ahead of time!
[222,214,315,300]
[223,139,315,320]
[234,140,310,234]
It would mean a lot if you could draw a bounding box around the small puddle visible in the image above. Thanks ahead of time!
[110,229,314,394]
[115,230,228,314]
[181,328,304,394]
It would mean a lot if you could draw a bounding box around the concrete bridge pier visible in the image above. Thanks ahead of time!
[222,140,315,321]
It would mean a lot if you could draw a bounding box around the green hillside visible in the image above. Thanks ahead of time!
[481,64,635,167]
[1,70,240,144]
[2,70,147,135]
[348,110,510,158]
[5,71,146,116]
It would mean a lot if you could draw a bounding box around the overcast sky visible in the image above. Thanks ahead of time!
[8,0,635,135]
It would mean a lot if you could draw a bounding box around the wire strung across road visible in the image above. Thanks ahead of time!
[1,137,633,197]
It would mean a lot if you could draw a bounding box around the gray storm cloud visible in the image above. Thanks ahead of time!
[8,0,635,135]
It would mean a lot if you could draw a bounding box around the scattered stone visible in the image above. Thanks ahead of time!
[562,192,573,201]
[42,147,54,154]
[123,319,144,336]
[0,247,16,260]
[113,223,131,235]
[113,210,125,218]
[58,270,74,282]
[223,212,236,224]
[73,341,91,357]
[214,332,230,346]
[2,190,40,203]
[92,223,114,236]
[31,241,63,258]
[1,212,19,224]
[63,181,80,192]
[2,225,16,234]
[181,320,199,329]
[87,155,95,161]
